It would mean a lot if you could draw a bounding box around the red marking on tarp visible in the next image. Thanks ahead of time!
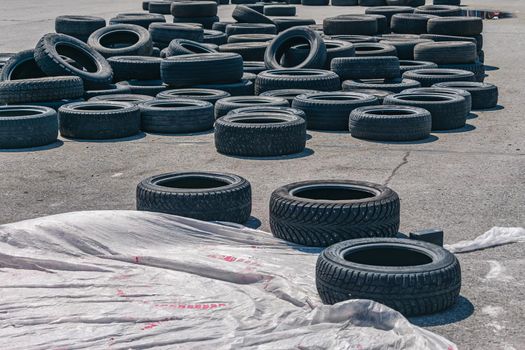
[135,256,140,263]
[142,322,159,330]
[207,254,261,266]
[116,289,125,297]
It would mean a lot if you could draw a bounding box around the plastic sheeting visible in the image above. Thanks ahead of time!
[0,210,457,350]
[445,226,525,253]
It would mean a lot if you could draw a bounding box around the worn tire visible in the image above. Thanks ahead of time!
[342,78,420,92]
[110,13,166,29]
[219,42,268,61]
[59,101,140,139]
[108,56,161,81]
[215,113,306,156]
[170,1,218,17]
[228,34,275,43]
[55,15,106,42]
[264,5,296,16]
[414,5,462,16]
[194,79,254,96]
[414,41,477,64]
[331,56,400,80]
[161,53,243,88]
[88,24,153,58]
[433,81,498,110]
[265,27,327,69]
[379,38,431,60]
[0,50,47,81]
[214,95,289,118]
[273,18,316,32]
[149,23,204,46]
[165,39,217,57]
[0,76,84,104]
[34,33,113,88]
[438,61,485,82]
[89,93,154,104]
[157,88,230,104]
[225,23,277,36]
[0,106,58,149]
[116,79,167,96]
[354,42,397,57]
[255,69,340,94]
[283,39,355,70]
[402,68,475,87]
[139,98,214,133]
[292,91,379,130]
[203,30,228,45]
[349,105,431,141]
[323,16,378,36]
[260,89,319,104]
[315,238,461,316]
[390,13,437,34]
[232,5,275,25]
[399,59,437,74]
[403,86,471,114]
[136,171,252,223]
[270,180,400,246]
[427,16,482,36]
[384,92,467,130]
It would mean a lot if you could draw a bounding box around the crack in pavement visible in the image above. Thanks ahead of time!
[383,151,410,186]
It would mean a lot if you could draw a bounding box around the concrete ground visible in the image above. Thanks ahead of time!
[1,0,524,348]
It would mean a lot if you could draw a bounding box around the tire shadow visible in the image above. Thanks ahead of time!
[225,147,315,161]
[0,140,64,153]
[473,104,504,112]
[483,65,499,71]
[467,112,478,120]
[433,124,476,134]
[355,135,439,145]
[62,132,147,143]
[146,129,214,137]
[409,296,475,327]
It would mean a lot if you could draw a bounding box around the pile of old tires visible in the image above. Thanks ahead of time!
[0,2,498,150]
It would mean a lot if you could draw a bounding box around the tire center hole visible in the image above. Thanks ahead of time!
[344,247,433,266]
[158,177,230,189]
[99,30,140,49]
[0,109,42,117]
[55,43,98,73]
[293,186,376,200]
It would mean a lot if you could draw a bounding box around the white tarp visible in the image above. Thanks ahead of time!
[0,210,458,350]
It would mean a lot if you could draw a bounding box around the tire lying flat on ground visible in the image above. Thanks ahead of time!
[269,180,400,247]
[255,69,340,94]
[89,94,154,104]
[139,99,214,133]
[214,112,306,156]
[384,92,467,130]
[0,106,58,149]
[58,101,141,139]
[414,41,477,65]
[433,81,498,109]
[136,171,252,223]
[331,56,400,80]
[402,68,475,87]
[315,238,461,316]
[214,96,289,119]
[349,105,432,141]
[260,89,319,104]
[108,56,162,81]
[0,76,84,104]
[292,91,379,130]
[157,88,230,104]
[427,16,483,36]
[342,78,421,93]
[399,59,437,74]
[161,53,243,88]
[403,86,471,115]
[55,15,106,42]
